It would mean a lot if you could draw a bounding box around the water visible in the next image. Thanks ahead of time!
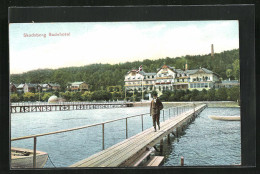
[11,107,157,167]
[11,106,241,167]
[162,107,241,166]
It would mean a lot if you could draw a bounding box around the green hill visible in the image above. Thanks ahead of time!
[10,49,239,91]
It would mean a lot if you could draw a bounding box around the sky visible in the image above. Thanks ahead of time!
[9,21,239,74]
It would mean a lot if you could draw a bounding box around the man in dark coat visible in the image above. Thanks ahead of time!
[150,93,163,132]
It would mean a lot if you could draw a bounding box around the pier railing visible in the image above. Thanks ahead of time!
[11,101,126,106]
[11,103,197,168]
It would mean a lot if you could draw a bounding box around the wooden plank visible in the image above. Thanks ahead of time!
[132,149,153,166]
[145,156,164,166]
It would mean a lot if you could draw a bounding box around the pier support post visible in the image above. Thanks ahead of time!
[160,139,163,153]
[167,134,171,144]
[33,137,37,168]
[102,123,105,150]
[181,156,184,166]
[126,118,128,139]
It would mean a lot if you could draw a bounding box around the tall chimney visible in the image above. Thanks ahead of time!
[211,44,214,57]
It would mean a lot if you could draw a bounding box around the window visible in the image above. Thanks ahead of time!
[148,76,150,78]
[182,79,184,82]
[205,83,208,88]
[201,83,205,88]
[177,79,179,82]
[190,84,194,88]
[152,75,154,78]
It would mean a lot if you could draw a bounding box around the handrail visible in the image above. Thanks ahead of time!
[11,112,149,141]
[11,104,192,141]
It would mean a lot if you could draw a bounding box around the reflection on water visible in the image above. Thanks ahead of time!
[162,107,241,166]
[11,107,241,167]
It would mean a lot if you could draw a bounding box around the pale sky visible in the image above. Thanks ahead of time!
[9,21,239,74]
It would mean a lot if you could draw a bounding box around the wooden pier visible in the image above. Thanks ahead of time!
[70,104,207,167]
[10,102,132,113]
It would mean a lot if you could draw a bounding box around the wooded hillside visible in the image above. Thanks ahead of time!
[10,49,239,91]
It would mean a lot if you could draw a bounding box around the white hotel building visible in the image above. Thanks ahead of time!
[124,64,220,96]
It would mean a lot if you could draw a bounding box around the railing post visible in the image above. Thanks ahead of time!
[126,118,128,139]
[163,110,165,121]
[33,137,37,168]
[141,115,144,131]
[102,123,105,150]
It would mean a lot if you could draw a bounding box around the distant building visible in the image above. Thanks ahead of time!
[220,79,240,88]
[124,68,156,92]
[24,83,39,93]
[68,82,88,92]
[49,83,61,91]
[124,64,222,96]
[10,83,18,93]
[16,84,25,93]
[187,68,220,90]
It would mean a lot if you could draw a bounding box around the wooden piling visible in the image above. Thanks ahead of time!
[181,156,184,166]
[160,139,163,153]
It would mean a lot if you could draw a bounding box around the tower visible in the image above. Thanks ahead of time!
[185,60,188,71]
[211,44,214,58]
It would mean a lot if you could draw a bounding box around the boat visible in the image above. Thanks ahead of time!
[11,147,48,168]
[209,115,240,121]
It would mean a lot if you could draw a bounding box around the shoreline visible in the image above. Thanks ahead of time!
[132,101,239,108]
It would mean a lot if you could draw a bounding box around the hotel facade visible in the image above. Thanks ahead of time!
[124,64,221,96]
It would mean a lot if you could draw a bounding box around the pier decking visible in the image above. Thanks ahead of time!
[70,104,206,167]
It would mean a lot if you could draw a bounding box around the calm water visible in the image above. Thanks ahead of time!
[11,106,241,167]
[162,107,241,166]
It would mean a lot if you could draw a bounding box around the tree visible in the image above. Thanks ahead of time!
[160,90,171,101]
[92,90,112,101]
[227,86,240,101]
[81,91,93,101]
[215,88,228,101]
[207,88,216,101]
[190,89,199,101]
[42,93,52,101]
[226,69,233,79]
[232,59,240,80]
[10,94,20,102]
[23,92,36,101]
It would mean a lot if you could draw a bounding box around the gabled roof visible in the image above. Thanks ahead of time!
[42,84,50,88]
[49,83,60,87]
[157,65,177,73]
[10,83,19,87]
[222,80,239,84]
[185,68,214,75]
[70,82,86,85]
[139,71,156,76]
[17,84,25,88]
[25,83,38,88]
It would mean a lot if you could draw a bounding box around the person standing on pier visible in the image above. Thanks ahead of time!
[150,93,163,132]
